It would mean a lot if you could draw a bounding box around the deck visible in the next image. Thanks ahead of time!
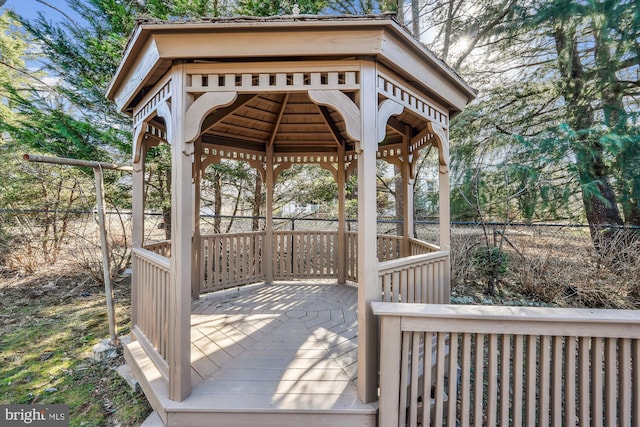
[125,281,377,427]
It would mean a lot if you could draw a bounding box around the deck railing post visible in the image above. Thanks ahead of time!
[378,315,401,427]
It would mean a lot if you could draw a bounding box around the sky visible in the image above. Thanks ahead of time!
[2,0,76,22]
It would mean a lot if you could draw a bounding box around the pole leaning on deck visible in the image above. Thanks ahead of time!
[167,63,192,401]
[23,154,131,347]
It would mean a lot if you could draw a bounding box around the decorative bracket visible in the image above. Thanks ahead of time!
[377,99,404,143]
[427,121,449,172]
[184,92,238,143]
[308,90,361,143]
[132,123,145,164]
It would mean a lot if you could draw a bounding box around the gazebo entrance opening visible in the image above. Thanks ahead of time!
[142,131,446,296]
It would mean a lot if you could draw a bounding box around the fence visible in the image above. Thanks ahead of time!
[374,301,640,427]
[131,247,170,381]
[2,210,638,308]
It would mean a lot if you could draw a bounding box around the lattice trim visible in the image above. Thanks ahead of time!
[187,71,359,93]
[134,81,171,125]
[202,146,266,164]
[378,73,449,128]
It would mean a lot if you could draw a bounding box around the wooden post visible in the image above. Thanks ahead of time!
[337,144,346,284]
[265,144,274,284]
[192,144,201,300]
[167,63,192,401]
[131,155,145,334]
[357,58,380,403]
[377,314,402,427]
[437,131,451,303]
[402,129,414,257]
[438,162,450,252]
[23,154,131,347]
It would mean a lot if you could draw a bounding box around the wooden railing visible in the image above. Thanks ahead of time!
[373,302,640,427]
[378,251,449,304]
[346,231,358,282]
[200,232,265,292]
[131,247,170,381]
[143,240,171,257]
[196,232,443,292]
[409,238,439,255]
[377,234,403,261]
[273,230,338,279]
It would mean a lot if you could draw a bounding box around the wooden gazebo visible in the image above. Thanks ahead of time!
[108,16,474,425]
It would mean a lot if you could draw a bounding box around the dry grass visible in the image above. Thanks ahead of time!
[0,216,151,426]
[450,225,640,309]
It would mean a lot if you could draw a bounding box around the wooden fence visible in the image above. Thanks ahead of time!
[377,234,403,261]
[143,240,171,257]
[200,232,265,292]
[409,238,440,255]
[378,251,450,304]
[272,230,338,279]
[131,247,170,381]
[346,231,358,282]
[373,302,640,427]
[164,232,445,296]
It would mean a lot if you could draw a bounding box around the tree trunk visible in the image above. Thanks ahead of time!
[411,0,420,37]
[554,26,624,252]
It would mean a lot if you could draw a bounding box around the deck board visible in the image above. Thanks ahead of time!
[127,282,376,426]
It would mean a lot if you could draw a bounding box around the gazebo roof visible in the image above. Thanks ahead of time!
[107,15,476,159]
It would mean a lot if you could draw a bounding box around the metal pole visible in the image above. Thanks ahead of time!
[23,154,132,171]
[94,166,119,346]
[24,153,129,346]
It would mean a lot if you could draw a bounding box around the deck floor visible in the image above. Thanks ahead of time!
[186,281,364,411]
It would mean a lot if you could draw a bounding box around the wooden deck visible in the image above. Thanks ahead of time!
[126,281,377,426]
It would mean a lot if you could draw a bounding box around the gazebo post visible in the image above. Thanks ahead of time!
[265,143,275,284]
[357,59,380,404]
[402,129,414,256]
[439,158,451,303]
[430,123,452,303]
[167,64,192,401]
[337,143,347,284]
[192,144,202,299]
[131,153,145,331]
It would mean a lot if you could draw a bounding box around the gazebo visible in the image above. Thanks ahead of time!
[107,16,475,425]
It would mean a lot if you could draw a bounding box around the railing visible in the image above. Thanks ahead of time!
[143,240,171,257]
[377,234,403,261]
[378,251,449,304]
[131,247,170,381]
[200,232,265,292]
[196,232,443,291]
[346,231,358,282]
[409,238,439,255]
[273,230,338,279]
[373,302,640,427]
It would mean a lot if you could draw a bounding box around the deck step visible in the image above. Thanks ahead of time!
[125,332,377,427]
[139,411,164,427]
[166,410,376,427]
